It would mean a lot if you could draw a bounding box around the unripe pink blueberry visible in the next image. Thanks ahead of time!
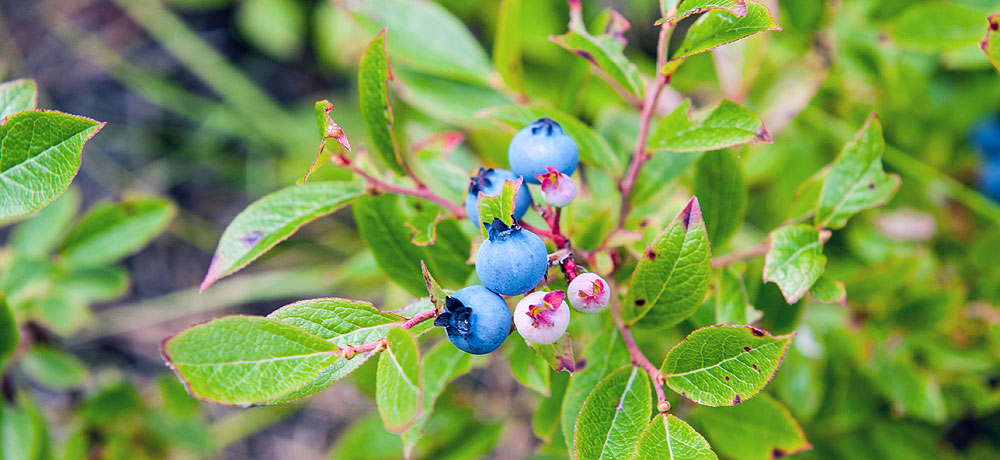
[513,290,570,345]
[567,273,610,313]
[536,166,577,208]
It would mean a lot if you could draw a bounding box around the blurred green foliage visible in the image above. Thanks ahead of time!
[2,0,1000,458]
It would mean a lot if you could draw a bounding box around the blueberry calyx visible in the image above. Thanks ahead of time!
[530,118,559,137]
[434,296,473,337]
[468,167,495,196]
[484,217,520,241]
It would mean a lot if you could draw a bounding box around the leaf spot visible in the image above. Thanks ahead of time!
[743,346,751,352]
[724,375,730,381]
[750,327,764,337]
[634,298,646,306]
[646,249,656,261]
[241,231,264,247]
[733,394,742,404]
[772,448,786,459]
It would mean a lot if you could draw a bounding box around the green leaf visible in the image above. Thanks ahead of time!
[575,366,651,460]
[1,393,51,460]
[715,267,751,325]
[562,327,630,457]
[376,328,422,433]
[551,12,645,99]
[201,182,364,290]
[623,197,712,328]
[666,1,780,64]
[982,14,1000,73]
[509,338,552,396]
[0,298,17,371]
[359,29,406,176]
[393,67,511,128]
[0,78,37,119]
[59,196,175,267]
[661,325,794,406]
[809,275,846,305]
[694,149,747,248]
[477,177,521,236]
[21,346,88,389]
[9,186,79,258]
[658,0,748,23]
[401,339,472,457]
[404,202,444,246]
[649,100,772,153]
[354,194,436,296]
[889,3,986,50]
[534,372,569,443]
[479,104,622,175]
[494,0,526,93]
[349,0,492,83]
[815,115,900,229]
[530,334,575,373]
[690,393,811,460]
[631,151,701,206]
[421,261,448,313]
[763,224,826,304]
[633,414,718,460]
[265,297,412,403]
[268,298,405,346]
[267,350,377,404]
[235,0,304,59]
[162,315,339,405]
[0,111,104,220]
[420,218,474,288]
[58,266,130,303]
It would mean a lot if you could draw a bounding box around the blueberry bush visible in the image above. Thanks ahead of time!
[4,0,1000,458]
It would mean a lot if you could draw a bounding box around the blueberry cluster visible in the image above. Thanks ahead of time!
[434,118,611,355]
[972,116,1000,201]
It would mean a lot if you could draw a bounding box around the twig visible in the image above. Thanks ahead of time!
[710,239,770,268]
[338,308,437,359]
[337,154,466,217]
[610,296,670,412]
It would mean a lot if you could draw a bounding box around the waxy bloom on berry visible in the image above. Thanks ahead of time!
[567,273,610,313]
[514,290,570,345]
[536,166,577,207]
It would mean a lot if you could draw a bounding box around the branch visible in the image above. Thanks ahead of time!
[338,308,437,359]
[617,10,678,228]
[710,239,770,268]
[338,154,466,217]
[610,296,670,412]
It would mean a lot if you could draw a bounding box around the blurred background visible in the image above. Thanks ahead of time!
[2,0,1000,459]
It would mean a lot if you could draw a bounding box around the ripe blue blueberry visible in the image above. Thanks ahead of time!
[980,159,1000,201]
[970,115,1000,160]
[476,219,549,296]
[514,290,570,345]
[433,285,511,354]
[508,118,579,184]
[464,168,532,227]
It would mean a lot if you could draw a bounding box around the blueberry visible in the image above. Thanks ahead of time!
[464,168,532,227]
[513,290,570,344]
[433,285,511,354]
[980,159,1000,201]
[537,166,577,207]
[970,115,1000,159]
[508,118,579,184]
[476,218,549,296]
[567,272,610,313]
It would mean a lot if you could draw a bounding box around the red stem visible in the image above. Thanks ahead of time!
[611,296,669,411]
[343,155,466,217]
[617,17,674,228]
[339,308,437,359]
